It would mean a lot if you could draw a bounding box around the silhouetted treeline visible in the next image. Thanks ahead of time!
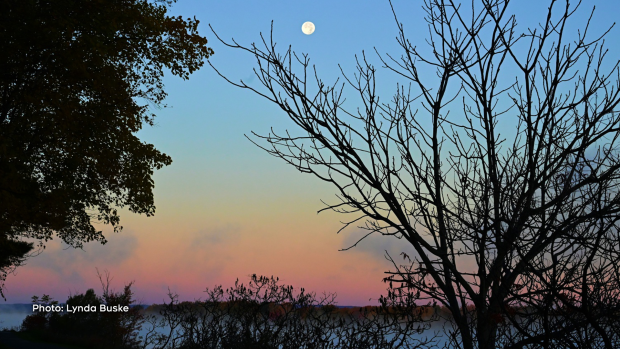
[21,274,604,349]
[20,274,441,349]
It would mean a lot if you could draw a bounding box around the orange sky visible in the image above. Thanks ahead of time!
[5,165,411,305]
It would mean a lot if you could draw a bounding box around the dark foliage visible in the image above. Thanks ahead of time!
[20,275,440,349]
[22,274,147,349]
[0,0,213,297]
[149,274,439,349]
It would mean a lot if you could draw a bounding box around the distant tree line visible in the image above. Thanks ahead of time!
[21,274,443,349]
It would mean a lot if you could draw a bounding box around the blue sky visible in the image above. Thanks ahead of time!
[5,0,620,305]
[145,0,620,225]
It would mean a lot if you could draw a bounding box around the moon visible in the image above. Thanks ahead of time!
[302,21,315,35]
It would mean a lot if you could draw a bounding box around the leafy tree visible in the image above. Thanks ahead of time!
[0,0,212,297]
[214,0,620,348]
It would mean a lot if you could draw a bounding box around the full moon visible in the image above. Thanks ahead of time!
[302,21,315,35]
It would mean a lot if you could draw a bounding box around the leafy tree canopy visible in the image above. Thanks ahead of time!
[0,0,213,297]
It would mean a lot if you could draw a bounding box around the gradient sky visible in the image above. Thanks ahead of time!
[4,0,620,305]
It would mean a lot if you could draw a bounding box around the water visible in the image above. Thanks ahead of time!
[0,304,31,330]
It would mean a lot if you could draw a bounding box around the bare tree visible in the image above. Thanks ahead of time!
[211,0,620,348]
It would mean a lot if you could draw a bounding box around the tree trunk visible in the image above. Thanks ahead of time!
[477,315,499,349]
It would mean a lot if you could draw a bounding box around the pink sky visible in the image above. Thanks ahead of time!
[4,170,412,305]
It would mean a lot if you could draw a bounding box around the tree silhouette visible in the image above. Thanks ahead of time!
[0,0,213,298]
[22,270,147,349]
[213,0,620,348]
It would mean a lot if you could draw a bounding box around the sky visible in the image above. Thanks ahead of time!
[3,0,620,306]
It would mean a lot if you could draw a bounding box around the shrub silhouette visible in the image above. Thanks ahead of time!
[22,279,146,349]
[21,275,442,348]
[151,274,439,349]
